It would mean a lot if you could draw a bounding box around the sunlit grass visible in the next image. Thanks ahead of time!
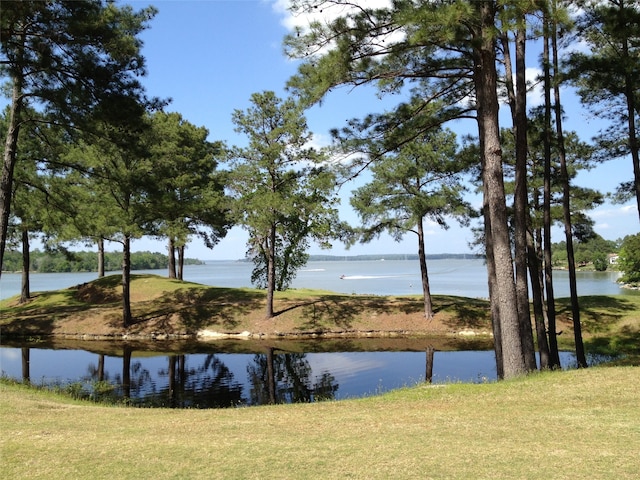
[1,366,639,479]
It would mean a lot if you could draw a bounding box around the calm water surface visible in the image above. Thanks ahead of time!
[0,342,586,408]
[0,259,630,407]
[0,258,630,299]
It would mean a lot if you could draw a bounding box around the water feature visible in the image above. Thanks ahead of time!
[1,338,589,408]
[0,258,630,407]
[0,258,632,299]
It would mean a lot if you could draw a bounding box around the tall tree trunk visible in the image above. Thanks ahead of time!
[617,0,640,222]
[0,78,24,279]
[97,237,105,277]
[122,235,132,327]
[503,23,537,371]
[177,245,185,280]
[483,187,504,379]
[417,218,434,319]
[542,9,561,369]
[20,226,30,303]
[527,226,551,369]
[168,237,177,279]
[265,228,277,319]
[551,7,587,368]
[514,25,537,371]
[475,0,526,379]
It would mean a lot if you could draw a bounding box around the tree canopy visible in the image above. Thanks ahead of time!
[228,91,343,318]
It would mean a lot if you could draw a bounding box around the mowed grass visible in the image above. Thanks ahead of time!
[1,366,639,479]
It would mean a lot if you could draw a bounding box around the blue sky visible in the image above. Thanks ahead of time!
[121,1,637,259]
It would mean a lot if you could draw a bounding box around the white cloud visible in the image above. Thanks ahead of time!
[270,0,403,58]
[621,204,639,215]
[272,0,393,31]
[591,204,639,219]
[525,66,544,107]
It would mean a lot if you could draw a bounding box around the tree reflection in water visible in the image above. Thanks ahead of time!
[247,348,339,405]
[153,354,245,408]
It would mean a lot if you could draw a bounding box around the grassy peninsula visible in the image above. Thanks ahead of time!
[1,274,640,357]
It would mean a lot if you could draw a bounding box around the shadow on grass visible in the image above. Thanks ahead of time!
[73,276,122,304]
[0,289,102,337]
[291,295,397,331]
[433,295,491,329]
[129,287,265,333]
[585,325,640,357]
[556,295,637,334]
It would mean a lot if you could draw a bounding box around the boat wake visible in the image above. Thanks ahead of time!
[340,274,408,280]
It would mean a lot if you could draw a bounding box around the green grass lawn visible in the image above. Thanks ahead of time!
[1,366,639,479]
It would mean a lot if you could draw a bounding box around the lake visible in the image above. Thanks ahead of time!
[0,258,631,407]
[0,257,631,300]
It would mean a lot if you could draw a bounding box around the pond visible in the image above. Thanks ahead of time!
[1,338,588,408]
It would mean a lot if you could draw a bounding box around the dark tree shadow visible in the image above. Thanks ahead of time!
[286,295,397,331]
[128,287,265,333]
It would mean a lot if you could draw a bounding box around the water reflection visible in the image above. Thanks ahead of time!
[2,339,588,409]
[247,348,339,405]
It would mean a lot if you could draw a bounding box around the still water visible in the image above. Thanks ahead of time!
[0,259,631,407]
[1,341,586,408]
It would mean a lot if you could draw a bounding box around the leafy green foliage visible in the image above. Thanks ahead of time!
[228,91,342,301]
[565,0,640,219]
[1,249,201,273]
[145,111,232,251]
[0,0,159,269]
[350,125,470,241]
[551,234,619,269]
[618,233,640,284]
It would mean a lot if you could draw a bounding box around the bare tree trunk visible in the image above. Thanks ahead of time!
[542,9,561,369]
[0,77,23,278]
[551,6,587,368]
[505,23,537,371]
[177,245,185,280]
[20,227,30,303]
[265,228,277,319]
[527,226,550,369]
[483,192,504,379]
[97,237,105,277]
[417,218,434,319]
[475,0,526,379]
[122,235,132,327]
[168,237,177,279]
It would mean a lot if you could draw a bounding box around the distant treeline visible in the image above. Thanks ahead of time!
[1,250,203,273]
[306,253,484,261]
